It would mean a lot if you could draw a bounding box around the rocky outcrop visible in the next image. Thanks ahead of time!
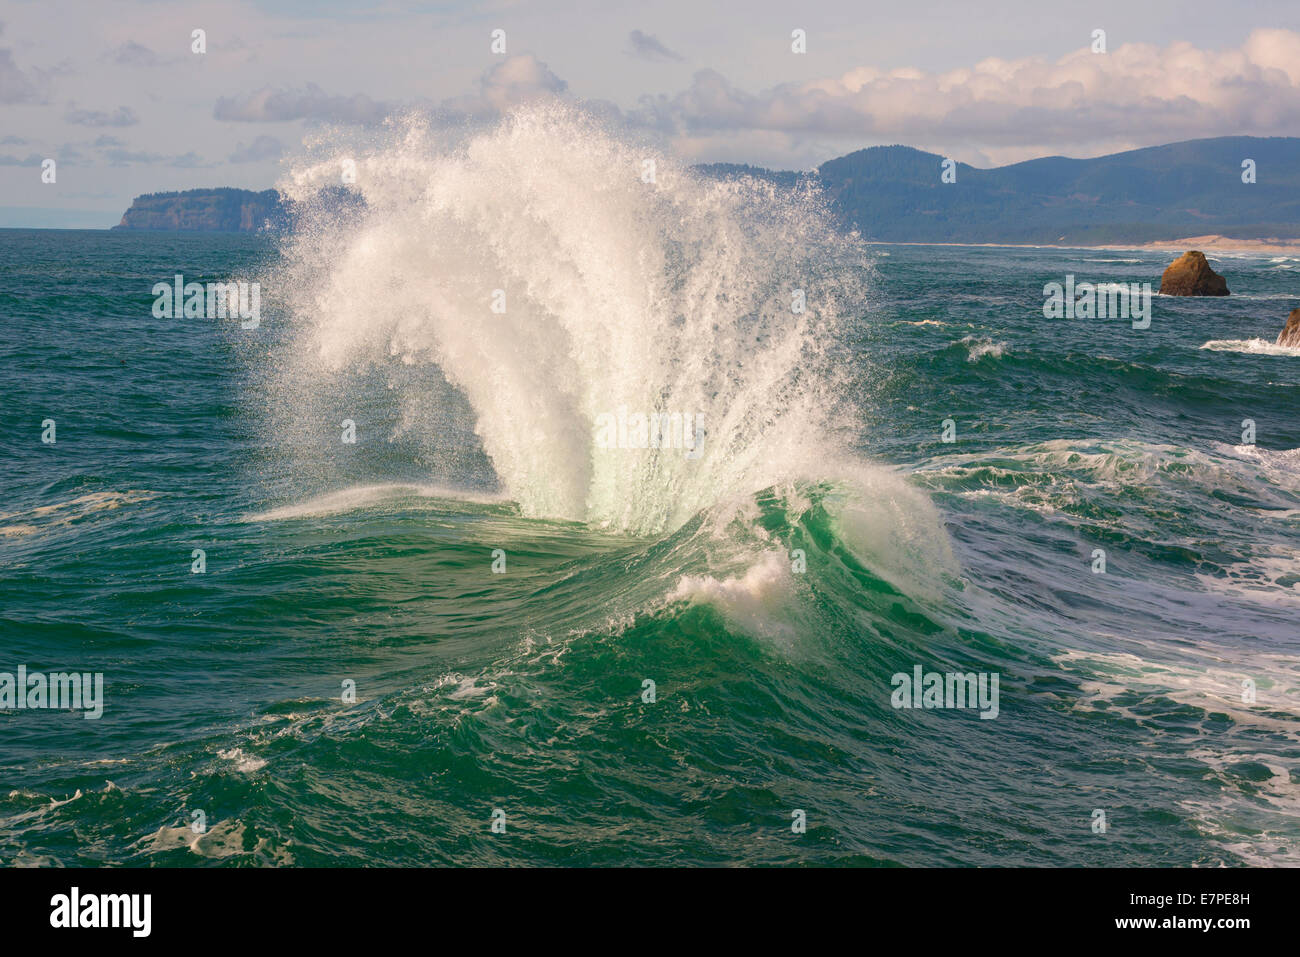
[113,188,287,232]
[1158,250,1229,296]
[1277,309,1300,347]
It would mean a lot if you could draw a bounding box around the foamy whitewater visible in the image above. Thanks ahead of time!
[3,105,1299,867]
[267,106,874,536]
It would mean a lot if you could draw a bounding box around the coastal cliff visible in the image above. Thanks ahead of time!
[113,188,287,232]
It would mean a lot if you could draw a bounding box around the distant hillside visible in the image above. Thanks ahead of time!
[697,137,1300,244]
[114,137,1300,243]
[114,188,287,232]
[808,136,1300,244]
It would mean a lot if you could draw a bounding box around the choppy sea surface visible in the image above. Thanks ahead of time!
[3,121,1299,867]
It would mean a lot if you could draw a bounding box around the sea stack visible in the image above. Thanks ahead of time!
[1277,309,1300,347]
[1158,250,1229,296]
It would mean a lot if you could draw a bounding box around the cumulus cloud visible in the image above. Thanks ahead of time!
[632,28,1300,164]
[170,152,214,168]
[65,105,140,127]
[478,53,567,110]
[101,147,165,166]
[0,50,46,103]
[95,146,213,168]
[0,22,51,104]
[214,83,391,125]
[110,42,165,68]
[200,55,566,157]
[628,30,683,62]
[229,134,284,163]
[386,53,568,122]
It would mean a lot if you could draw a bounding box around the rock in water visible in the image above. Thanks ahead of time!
[113,188,290,232]
[1158,250,1229,296]
[1277,309,1300,347]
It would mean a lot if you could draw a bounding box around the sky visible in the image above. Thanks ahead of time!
[3,0,1300,226]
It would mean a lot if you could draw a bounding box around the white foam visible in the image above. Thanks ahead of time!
[217,747,267,773]
[1214,442,1300,486]
[245,483,507,521]
[668,549,800,637]
[1200,337,1300,356]
[139,818,292,862]
[959,335,1007,361]
[665,462,957,638]
[268,103,874,536]
[0,490,155,538]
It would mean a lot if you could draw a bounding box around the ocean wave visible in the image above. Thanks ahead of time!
[244,483,509,521]
[1226,293,1298,299]
[958,335,1007,361]
[915,437,1300,554]
[1195,549,1300,604]
[922,437,1300,494]
[137,819,292,863]
[263,103,873,536]
[0,490,156,539]
[667,549,802,642]
[1054,645,1300,865]
[1200,338,1300,356]
[1216,442,1300,472]
[593,457,954,650]
[217,747,268,773]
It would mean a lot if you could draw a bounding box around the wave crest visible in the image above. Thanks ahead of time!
[266,104,873,535]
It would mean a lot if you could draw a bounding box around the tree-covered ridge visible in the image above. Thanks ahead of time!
[708,136,1300,244]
